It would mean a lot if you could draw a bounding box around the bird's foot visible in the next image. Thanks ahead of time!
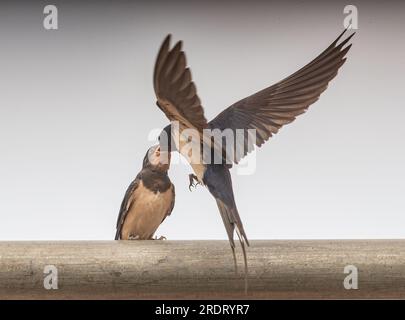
[153,235,167,240]
[128,234,140,240]
[188,174,200,191]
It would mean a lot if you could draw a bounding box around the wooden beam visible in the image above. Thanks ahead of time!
[0,240,404,299]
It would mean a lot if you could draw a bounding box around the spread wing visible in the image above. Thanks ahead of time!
[154,35,208,133]
[115,175,140,240]
[209,29,355,164]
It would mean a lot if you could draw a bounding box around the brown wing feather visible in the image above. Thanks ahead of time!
[161,184,175,224]
[154,35,208,133]
[115,176,140,240]
[209,29,355,163]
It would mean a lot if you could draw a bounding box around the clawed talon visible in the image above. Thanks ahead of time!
[188,174,200,191]
[154,235,167,240]
[128,234,140,240]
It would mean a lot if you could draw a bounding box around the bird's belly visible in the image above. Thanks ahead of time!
[121,187,172,240]
[173,129,206,183]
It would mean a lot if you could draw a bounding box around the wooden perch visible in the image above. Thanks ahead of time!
[0,240,404,299]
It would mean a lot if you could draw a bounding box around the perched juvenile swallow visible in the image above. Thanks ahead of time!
[153,30,354,287]
[115,145,175,240]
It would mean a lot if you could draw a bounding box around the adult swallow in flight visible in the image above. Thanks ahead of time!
[115,145,175,240]
[153,29,354,288]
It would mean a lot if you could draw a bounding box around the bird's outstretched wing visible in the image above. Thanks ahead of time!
[115,175,140,240]
[154,35,208,133]
[209,29,355,164]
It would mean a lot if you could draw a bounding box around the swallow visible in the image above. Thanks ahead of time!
[153,29,354,288]
[115,145,175,240]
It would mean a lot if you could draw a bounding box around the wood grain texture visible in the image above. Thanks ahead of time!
[0,240,404,299]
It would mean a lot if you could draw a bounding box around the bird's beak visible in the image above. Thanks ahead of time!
[157,145,170,165]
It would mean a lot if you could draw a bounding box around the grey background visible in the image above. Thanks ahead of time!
[0,0,404,240]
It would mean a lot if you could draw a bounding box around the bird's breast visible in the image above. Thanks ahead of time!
[121,181,173,240]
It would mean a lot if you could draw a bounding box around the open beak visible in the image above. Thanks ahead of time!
[157,145,171,165]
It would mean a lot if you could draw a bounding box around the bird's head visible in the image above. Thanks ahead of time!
[158,124,175,153]
[143,144,171,172]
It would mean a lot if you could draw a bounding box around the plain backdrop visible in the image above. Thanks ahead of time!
[0,0,404,240]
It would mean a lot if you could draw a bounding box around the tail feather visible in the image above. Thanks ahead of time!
[215,198,249,293]
[114,229,121,240]
[235,226,248,294]
[216,199,238,274]
[205,165,249,293]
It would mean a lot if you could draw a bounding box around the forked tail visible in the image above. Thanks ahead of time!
[215,198,249,294]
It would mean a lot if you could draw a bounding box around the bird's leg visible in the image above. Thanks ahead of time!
[128,234,140,240]
[188,173,200,191]
[152,235,167,240]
